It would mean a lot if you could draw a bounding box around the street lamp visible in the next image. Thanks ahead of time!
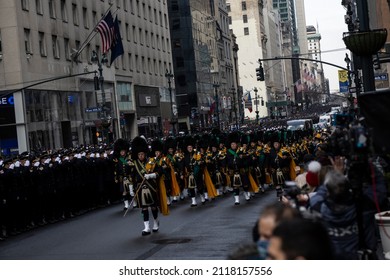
[165,69,176,136]
[254,87,259,124]
[213,83,220,130]
[231,87,239,130]
[91,50,111,144]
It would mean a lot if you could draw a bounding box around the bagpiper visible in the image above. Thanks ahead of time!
[130,136,167,236]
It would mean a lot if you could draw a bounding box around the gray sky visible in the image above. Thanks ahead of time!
[304,0,348,92]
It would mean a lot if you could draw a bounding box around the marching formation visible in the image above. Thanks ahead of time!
[113,128,321,236]
[0,127,324,239]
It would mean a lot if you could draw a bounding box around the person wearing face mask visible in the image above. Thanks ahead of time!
[253,202,300,259]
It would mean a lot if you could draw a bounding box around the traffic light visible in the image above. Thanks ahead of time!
[256,64,265,81]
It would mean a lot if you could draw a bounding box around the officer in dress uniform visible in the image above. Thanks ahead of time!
[113,139,132,211]
[130,136,164,236]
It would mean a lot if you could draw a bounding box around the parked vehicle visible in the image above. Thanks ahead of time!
[286,119,313,131]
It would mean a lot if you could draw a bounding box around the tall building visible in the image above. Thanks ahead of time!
[227,0,270,120]
[167,0,238,131]
[272,0,302,108]
[0,0,174,154]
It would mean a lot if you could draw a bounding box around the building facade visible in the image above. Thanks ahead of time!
[167,0,238,132]
[0,0,174,155]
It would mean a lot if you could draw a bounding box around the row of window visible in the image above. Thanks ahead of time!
[21,0,169,31]
[226,1,248,12]
[23,28,172,77]
[24,26,171,58]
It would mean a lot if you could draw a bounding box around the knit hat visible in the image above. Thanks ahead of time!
[306,161,322,187]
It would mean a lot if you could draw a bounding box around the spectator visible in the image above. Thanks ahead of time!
[267,218,333,260]
[253,202,300,259]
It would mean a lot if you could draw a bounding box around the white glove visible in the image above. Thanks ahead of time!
[145,173,157,180]
[129,185,134,196]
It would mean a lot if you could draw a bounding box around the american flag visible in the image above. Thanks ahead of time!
[96,11,114,54]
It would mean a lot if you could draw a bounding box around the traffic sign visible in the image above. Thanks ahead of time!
[85,107,102,113]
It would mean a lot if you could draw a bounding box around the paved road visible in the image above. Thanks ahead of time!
[0,189,277,260]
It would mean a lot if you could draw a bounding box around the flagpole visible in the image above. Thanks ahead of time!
[72,4,117,61]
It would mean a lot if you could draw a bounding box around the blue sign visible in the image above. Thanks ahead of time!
[0,95,14,106]
[85,107,102,113]
[374,73,388,81]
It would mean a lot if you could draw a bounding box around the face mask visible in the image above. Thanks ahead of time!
[14,161,21,168]
[9,164,15,169]
[33,161,40,167]
[257,239,270,260]
[24,160,30,167]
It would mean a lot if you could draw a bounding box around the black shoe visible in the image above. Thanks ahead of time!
[142,230,151,236]
[235,202,240,205]
[190,203,197,207]
[123,207,129,211]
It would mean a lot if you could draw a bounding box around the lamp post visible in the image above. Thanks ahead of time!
[254,87,259,124]
[91,50,110,144]
[231,87,239,130]
[165,69,176,136]
[213,83,220,129]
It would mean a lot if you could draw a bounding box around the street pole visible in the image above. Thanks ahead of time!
[165,70,175,136]
[213,84,220,130]
[91,50,110,145]
[232,88,239,130]
[254,87,259,124]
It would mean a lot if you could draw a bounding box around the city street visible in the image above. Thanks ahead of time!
[0,189,276,260]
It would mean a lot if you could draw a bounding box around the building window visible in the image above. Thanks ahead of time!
[83,7,89,29]
[228,16,232,25]
[0,31,2,54]
[136,0,140,16]
[92,11,97,26]
[36,0,43,15]
[24,29,32,54]
[64,38,70,60]
[52,35,60,59]
[133,26,137,43]
[135,55,139,72]
[21,0,29,11]
[244,27,249,35]
[227,4,231,12]
[72,3,79,26]
[243,14,248,23]
[139,28,143,45]
[128,53,133,71]
[145,30,149,47]
[49,0,56,18]
[241,1,247,11]
[61,0,68,22]
[142,56,146,73]
[39,32,47,56]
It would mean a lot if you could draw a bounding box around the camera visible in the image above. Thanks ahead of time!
[330,114,369,159]
[283,181,302,199]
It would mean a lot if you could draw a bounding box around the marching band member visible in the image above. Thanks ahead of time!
[113,139,132,211]
[226,131,251,205]
[163,137,181,202]
[130,136,166,236]
[183,136,207,207]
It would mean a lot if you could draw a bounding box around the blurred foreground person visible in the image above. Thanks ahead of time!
[267,218,333,260]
